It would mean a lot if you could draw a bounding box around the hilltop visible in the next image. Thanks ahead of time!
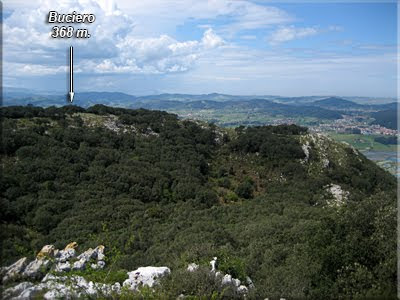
[0,105,396,299]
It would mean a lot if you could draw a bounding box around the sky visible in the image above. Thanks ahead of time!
[2,0,398,97]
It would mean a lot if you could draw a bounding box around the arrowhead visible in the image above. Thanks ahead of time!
[69,92,75,103]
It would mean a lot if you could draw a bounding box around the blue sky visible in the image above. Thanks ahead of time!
[3,0,398,97]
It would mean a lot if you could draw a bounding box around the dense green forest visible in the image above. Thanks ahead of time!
[0,105,397,298]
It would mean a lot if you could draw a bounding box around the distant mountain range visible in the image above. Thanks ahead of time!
[2,88,397,123]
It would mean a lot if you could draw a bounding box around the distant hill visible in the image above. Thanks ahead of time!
[313,97,362,109]
[3,91,137,108]
[371,109,398,130]
[4,89,397,125]
[130,99,342,120]
[313,97,397,111]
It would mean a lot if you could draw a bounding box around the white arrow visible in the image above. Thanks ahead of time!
[69,46,74,102]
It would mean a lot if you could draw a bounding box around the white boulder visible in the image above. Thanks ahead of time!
[232,278,241,287]
[123,266,171,290]
[187,263,199,272]
[221,274,232,285]
[238,285,248,293]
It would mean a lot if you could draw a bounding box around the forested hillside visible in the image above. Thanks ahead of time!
[372,109,398,130]
[1,105,397,298]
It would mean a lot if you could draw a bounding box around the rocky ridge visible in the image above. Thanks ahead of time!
[1,243,253,299]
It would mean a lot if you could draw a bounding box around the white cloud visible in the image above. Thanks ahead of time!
[202,28,225,49]
[3,0,225,76]
[5,62,67,76]
[268,25,343,45]
[269,26,319,45]
[113,0,292,35]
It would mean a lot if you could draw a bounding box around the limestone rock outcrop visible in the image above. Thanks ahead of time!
[2,246,253,299]
[1,257,28,284]
[1,242,106,284]
[123,266,171,291]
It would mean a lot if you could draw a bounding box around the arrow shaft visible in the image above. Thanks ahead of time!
[70,46,73,93]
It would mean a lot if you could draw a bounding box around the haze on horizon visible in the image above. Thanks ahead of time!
[3,0,398,98]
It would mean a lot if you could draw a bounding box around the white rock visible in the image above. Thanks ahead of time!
[326,184,349,207]
[91,260,106,270]
[322,158,330,168]
[221,274,232,285]
[232,278,241,287]
[42,282,79,299]
[23,258,50,278]
[94,245,106,261]
[123,266,171,291]
[44,289,65,300]
[2,257,28,283]
[246,276,255,289]
[238,285,248,293]
[72,259,86,271]
[77,248,96,262]
[187,263,199,272]
[55,248,76,262]
[3,282,34,298]
[6,268,119,299]
[55,261,71,272]
[210,257,217,272]
[302,143,311,163]
[111,282,121,294]
[18,285,44,299]
[87,281,98,295]
[41,273,58,282]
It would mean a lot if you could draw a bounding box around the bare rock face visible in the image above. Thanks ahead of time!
[1,257,28,284]
[55,262,71,273]
[2,282,35,299]
[22,258,51,279]
[1,242,107,284]
[123,266,171,291]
